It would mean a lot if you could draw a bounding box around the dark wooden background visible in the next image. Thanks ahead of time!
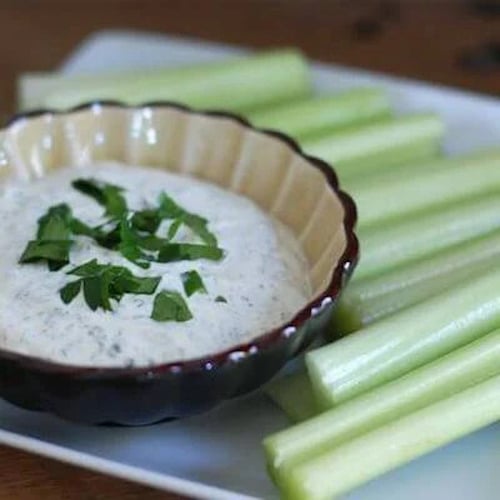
[0,1,499,498]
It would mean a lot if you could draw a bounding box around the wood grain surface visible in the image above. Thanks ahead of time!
[0,1,498,499]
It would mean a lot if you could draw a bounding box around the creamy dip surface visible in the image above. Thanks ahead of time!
[0,163,312,367]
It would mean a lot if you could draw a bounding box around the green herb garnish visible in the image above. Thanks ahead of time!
[151,290,193,322]
[179,213,218,246]
[158,193,218,246]
[131,209,162,234]
[166,218,183,241]
[215,295,228,303]
[37,204,73,241]
[72,178,127,218]
[158,243,224,262]
[19,204,74,270]
[59,279,82,304]
[61,259,161,311]
[71,218,122,249]
[21,179,224,323]
[129,193,218,247]
[67,258,103,277]
[19,240,73,271]
[69,183,221,267]
[181,270,207,297]
[117,218,154,269]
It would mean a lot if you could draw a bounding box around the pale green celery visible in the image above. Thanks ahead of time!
[306,266,500,407]
[356,193,500,281]
[248,88,391,140]
[333,230,500,335]
[18,50,310,111]
[350,149,500,229]
[281,374,500,500]
[264,331,500,485]
[301,113,444,178]
[265,371,317,423]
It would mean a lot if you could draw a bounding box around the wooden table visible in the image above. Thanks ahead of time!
[0,1,498,498]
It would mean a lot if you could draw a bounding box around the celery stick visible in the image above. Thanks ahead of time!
[265,371,318,423]
[302,114,444,178]
[281,374,500,500]
[306,266,500,407]
[334,230,500,334]
[264,331,500,482]
[356,193,500,281]
[19,50,310,111]
[249,88,391,140]
[351,149,500,228]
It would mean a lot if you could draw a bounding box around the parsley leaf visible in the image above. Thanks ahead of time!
[19,240,73,270]
[158,193,218,246]
[151,290,193,322]
[60,280,82,304]
[166,219,183,241]
[118,218,154,269]
[157,192,185,219]
[72,178,128,218]
[179,213,217,247]
[67,258,103,277]
[158,243,224,262]
[72,218,122,250]
[62,259,161,311]
[131,209,162,234]
[83,274,112,311]
[69,217,98,238]
[181,270,207,297]
[114,274,161,295]
[19,204,74,270]
[37,204,73,241]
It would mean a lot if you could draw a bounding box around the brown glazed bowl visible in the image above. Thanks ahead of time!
[0,102,358,425]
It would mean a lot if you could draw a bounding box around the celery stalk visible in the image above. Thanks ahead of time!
[281,374,500,500]
[265,371,318,423]
[351,149,500,228]
[264,331,500,482]
[249,88,391,140]
[334,230,500,334]
[306,266,500,407]
[18,50,311,111]
[302,114,444,178]
[356,193,500,281]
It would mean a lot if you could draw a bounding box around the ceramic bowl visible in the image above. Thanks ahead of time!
[0,102,358,424]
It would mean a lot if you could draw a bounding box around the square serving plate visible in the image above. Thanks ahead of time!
[1,30,499,500]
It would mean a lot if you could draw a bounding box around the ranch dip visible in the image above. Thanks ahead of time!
[0,163,311,367]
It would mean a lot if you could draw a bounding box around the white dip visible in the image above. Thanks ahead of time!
[0,163,311,367]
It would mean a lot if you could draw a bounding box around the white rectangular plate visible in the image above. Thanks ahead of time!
[1,30,499,500]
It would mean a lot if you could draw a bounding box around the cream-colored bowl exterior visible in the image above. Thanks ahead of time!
[0,104,348,296]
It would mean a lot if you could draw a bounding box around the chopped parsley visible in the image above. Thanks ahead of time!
[19,240,73,271]
[37,204,73,241]
[215,295,228,303]
[72,178,127,218]
[19,204,74,271]
[181,270,207,297]
[69,181,224,267]
[131,208,162,234]
[158,243,224,262]
[20,179,226,322]
[131,192,218,246]
[151,290,193,322]
[60,259,161,311]
[117,217,154,269]
[166,218,183,241]
[157,192,218,246]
